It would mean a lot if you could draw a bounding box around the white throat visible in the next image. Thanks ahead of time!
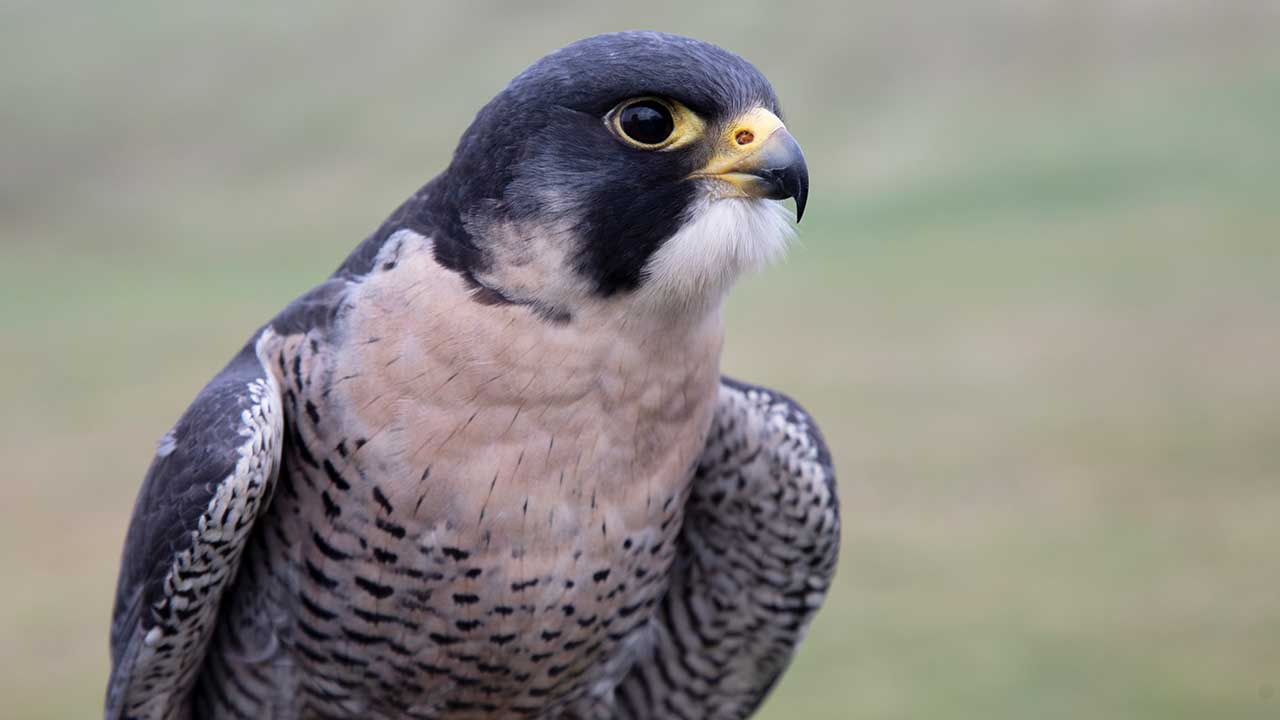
[633,197,795,314]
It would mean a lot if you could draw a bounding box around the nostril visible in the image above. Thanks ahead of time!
[735,129,754,146]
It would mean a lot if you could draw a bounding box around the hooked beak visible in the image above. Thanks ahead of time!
[691,107,809,222]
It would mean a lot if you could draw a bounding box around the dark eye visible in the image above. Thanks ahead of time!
[618,100,675,145]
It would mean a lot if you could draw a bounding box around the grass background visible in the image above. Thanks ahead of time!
[3,1,1279,717]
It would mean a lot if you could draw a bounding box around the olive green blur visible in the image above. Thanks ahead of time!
[2,2,1278,718]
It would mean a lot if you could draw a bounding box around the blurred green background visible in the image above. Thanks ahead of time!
[3,1,1279,718]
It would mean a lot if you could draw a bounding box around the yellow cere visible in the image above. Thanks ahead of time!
[699,107,787,176]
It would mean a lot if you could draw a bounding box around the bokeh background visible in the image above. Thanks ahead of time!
[3,1,1279,717]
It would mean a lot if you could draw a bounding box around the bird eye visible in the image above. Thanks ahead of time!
[607,97,704,151]
[618,100,675,146]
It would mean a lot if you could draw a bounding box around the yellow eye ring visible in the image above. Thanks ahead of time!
[606,97,705,151]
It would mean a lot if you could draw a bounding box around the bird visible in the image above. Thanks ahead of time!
[106,31,840,720]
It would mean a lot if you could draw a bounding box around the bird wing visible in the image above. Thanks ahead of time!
[587,376,840,720]
[105,337,284,720]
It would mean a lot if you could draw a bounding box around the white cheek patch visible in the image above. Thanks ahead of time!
[637,197,796,311]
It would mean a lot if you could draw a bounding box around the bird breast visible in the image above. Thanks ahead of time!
[325,230,725,544]
[256,229,724,712]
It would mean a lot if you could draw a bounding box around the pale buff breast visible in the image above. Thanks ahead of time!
[266,228,720,613]
[328,229,722,535]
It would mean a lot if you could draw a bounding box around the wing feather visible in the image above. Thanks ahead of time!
[105,335,284,720]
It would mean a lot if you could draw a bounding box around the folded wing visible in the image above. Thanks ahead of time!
[105,339,284,720]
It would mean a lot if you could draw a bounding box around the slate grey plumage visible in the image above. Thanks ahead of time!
[107,345,284,719]
[107,31,838,720]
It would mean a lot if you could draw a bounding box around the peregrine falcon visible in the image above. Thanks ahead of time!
[107,31,840,720]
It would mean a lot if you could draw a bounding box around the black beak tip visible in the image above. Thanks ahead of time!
[777,138,808,223]
[784,160,809,223]
[758,163,809,222]
[792,149,809,223]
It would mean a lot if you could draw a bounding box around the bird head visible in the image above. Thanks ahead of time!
[424,31,808,319]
